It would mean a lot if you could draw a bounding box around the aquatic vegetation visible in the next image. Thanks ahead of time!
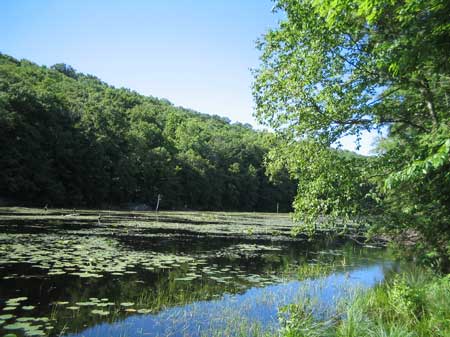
[22,306,35,311]
[74,302,97,307]
[0,208,394,337]
[2,318,51,337]
[0,233,198,281]
[136,309,152,314]
[296,263,337,281]
[7,298,28,303]
[3,307,16,311]
[66,306,80,311]
[54,302,69,305]
[0,207,296,240]
[91,309,109,316]
[215,244,282,259]
[119,302,134,307]
[0,314,14,320]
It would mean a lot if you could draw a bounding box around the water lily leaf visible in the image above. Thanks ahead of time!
[120,302,134,307]
[22,306,35,310]
[54,301,69,305]
[66,306,80,311]
[91,309,109,316]
[137,309,152,314]
[3,307,16,311]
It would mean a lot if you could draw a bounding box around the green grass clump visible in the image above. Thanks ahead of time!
[296,263,336,281]
[278,302,334,337]
[279,268,450,337]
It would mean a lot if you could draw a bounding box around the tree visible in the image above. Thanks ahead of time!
[0,53,296,212]
[253,0,450,269]
[51,63,78,79]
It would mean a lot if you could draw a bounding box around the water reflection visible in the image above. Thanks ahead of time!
[65,262,392,337]
[0,210,395,337]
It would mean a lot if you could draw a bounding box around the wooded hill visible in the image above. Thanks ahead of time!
[0,53,295,211]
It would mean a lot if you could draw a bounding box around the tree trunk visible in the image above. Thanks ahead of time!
[419,78,438,128]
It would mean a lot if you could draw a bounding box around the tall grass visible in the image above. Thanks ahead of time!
[278,268,450,337]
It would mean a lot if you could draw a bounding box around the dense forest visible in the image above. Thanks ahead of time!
[0,53,295,211]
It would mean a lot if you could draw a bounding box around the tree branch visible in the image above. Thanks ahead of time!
[418,78,438,128]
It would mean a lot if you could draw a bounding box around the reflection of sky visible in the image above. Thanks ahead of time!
[66,262,391,337]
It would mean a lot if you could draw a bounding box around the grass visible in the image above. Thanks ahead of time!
[277,267,450,337]
[295,263,337,281]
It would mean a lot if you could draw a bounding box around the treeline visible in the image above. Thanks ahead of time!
[0,53,295,211]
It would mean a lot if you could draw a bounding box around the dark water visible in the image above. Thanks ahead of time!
[0,210,396,337]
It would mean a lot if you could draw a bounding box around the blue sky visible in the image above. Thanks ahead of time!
[1,0,377,155]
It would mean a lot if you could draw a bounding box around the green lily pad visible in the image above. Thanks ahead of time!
[137,309,152,314]
[0,314,14,320]
[22,306,35,310]
[3,307,16,311]
[16,317,35,322]
[75,302,96,306]
[91,309,109,316]
[8,297,28,302]
[120,302,134,307]
[66,306,80,311]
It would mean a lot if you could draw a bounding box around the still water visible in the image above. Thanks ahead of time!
[0,209,396,337]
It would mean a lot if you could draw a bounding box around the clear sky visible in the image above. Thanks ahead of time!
[1,0,377,155]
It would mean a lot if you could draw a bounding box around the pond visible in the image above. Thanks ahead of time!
[0,208,397,337]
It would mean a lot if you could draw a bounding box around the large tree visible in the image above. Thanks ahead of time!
[253,0,450,269]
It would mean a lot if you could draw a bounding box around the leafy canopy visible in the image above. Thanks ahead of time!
[253,0,450,268]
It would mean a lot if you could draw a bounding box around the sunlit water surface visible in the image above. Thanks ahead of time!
[0,209,397,337]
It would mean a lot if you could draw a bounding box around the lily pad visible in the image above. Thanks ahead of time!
[22,306,35,310]
[66,306,80,311]
[0,314,14,320]
[3,307,17,311]
[137,309,152,314]
[91,309,109,316]
[120,302,134,307]
[55,301,69,305]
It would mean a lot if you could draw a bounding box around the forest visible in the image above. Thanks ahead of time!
[0,53,295,211]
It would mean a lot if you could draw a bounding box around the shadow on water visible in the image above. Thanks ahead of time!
[0,209,398,337]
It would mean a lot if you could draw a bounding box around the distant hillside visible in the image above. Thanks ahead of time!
[0,53,295,211]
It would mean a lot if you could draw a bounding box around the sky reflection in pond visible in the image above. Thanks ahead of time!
[66,263,392,337]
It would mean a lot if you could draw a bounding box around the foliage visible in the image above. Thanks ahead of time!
[278,269,450,337]
[0,53,296,211]
[253,0,450,268]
